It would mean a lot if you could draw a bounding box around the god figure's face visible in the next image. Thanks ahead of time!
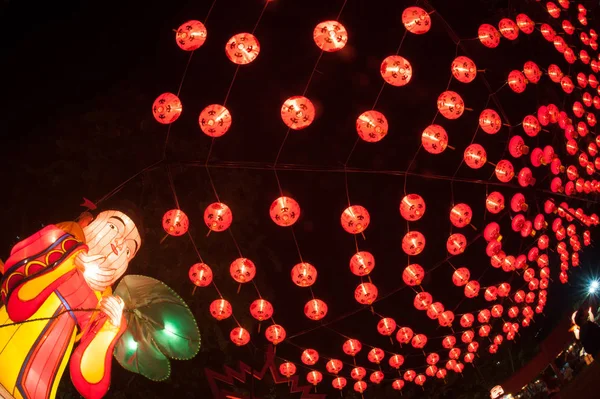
[80,210,141,291]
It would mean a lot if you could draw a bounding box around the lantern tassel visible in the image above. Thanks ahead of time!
[448,145,456,150]
[370,306,375,314]
[464,107,474,112]
[368,275,372,284]
[477,69,486,73]
[237,284,242,294]
[361,232,366,240]
[470,224,478,231]
[390,336,394,346]
[206,229,212,238]
[487,162,497,167]
[192,286,198,295]
[258,322,262,333]
[160,233,169,244]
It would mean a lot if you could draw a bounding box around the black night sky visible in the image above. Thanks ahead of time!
[2,0,600,398]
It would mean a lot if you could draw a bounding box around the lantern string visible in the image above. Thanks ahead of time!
[166,163,181,209]
[222,66,241,108]
[290,226,304,263]
[251,0,271,35]
[186,231,205,263]
[95,159,164,206]
[228,228,245,258]
[251,280,263,299]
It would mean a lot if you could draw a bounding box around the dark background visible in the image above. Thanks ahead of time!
[1,0,600,397]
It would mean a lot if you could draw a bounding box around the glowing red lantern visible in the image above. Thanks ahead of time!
[343,339,362,356]
[547,2,561,18]
[269,196,301,227]
[279,362,296,377]
[486,191,505,214]
[561,76,575,93]
[389,354,404,369]
[491,304,503,318]
[489,344,498,354]
[341,205,370,234]
[478,309,491,323]
[250,299,273,321]
[402,231,426,255]
[437,91,465,119]
[368,348,385,364]
[281,96,315,130]
[422,124,449,154]
[447,233,467,255]
[479,24,501,48]
[291,262,317,287]
[523,61,542,83]
[450,203,472,228]
[464,144,487,169]
[479,324,491,337]
[265,324,286,345]
[356,110,388,142]
[393,379,405,390]
[162,209,189,236]
[313,20,348,52]
[495,160,515,182]
[509,136,528,158]
[451,56,477,83]
[461,331,474,344]
[225,33,260,65]
[414,292,432,310]
[516,14,534,33]
[349,251,375,276]
[461,313,474,328]
[465,280,480,298]
[396,327,414,344]
[189,263,213,287]
[426,365,438,377]
[508,70,527,93]
[485,286,498,302]
[307,371,322,386]
[377,317,397,336]
[412,333,427,348]
[301,349,319,365]
[402,7,431,34]
[351,367,366,380]
[415,374,427,386]
[355,282,378,305]
[484,222,501,242]
[230,327,250,346]
[210,299,232,321]
[175,20,207,51]
[380,55,413,86]
[199,104,232,137]
[522,115,541,136]
[153,93,182,124]
[230,258,256,283]
[400,193,426,221]
[452,267,470,287]
[304,299,327,321]
[541,24,556,41]
[479,109,502,134]
[498,18,519,40]
[427,302,444,319]
[203,202,232,232]
[403,264,425,286]
[332,377,346,390]
[442,335,456,349]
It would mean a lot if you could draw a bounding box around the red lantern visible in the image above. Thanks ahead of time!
[495,160,515,182]
[415,374,427,386]
[464,280,480,298]
[404,370,416,381]
[460,313,474,328]
[230,327,250,346]
[498,18,519,40]
[489,344,498,354]
[301,349,319,366]
[332,377,347,390]
[403,264,425,286]
[450,203,472,228]
[516,13,534,33]
[498,282,511,297]
[306,371,322,386]
[265,324,286,345]
[270,196,301,227]
[464,144,487,169]
[414,292,433,310]
[518,167,535,187]
[230,258,256,283]
[368,348,385,364]
[452,267,470,287]
[162,209,189,236]
[479,24,501,48]
[402,231,426,255]
[478,309,491,323]
[313,20,348,52]
[189,263,213,287]
[281,96,315,130]
[250,299,273,321]
[486,191,505,214]
[389,354,405,369]
[291,262,317,287]
[447,233,467,255]
[204,202,233,232]
[393,379,405,390]
[175,20,207,51]
[509,136,529,158]
[508,70,527,93]
[523,61,542,84]
[437,91,465,119]
[356,110,388,142]
[279,362,296,377]
[479,324,491,337]
[485,286,498,302]
[355,282,378,305]
[153,93,182,124]
[396,327,414,344]
[547,2,561,18]
[436,369,448,379]
[354,380,367,393]
[541,24,556,41]
[426,365,438,377]
[523,115,541,136]
[402,7,431,34]
[491,304,503,318]
[427,302,444,319]
[343,339,362,356]
[461,331,474,344]
[304,299,327,321]
[326,359,343,375]
[349,251,375,276]
[380,55,413,86]
[561,76,575,94]
[377,317,397,336]
[400,194,426,221]
[341,205,370,234]
[225,33,260,65]
[479,109,502,134]
[451,56,477,83]
[411,333,427,348]
[199,104,232,137]
[351,367,366,380]
[210,299,232,321]
[422,124,449,154]
[442,335,457,349]
[484,222,501,242]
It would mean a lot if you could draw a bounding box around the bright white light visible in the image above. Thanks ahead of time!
[589,280,599,294]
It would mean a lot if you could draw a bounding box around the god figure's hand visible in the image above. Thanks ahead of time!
[99,295,125,327]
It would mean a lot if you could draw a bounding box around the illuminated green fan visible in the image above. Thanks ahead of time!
[113,275,200,381]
